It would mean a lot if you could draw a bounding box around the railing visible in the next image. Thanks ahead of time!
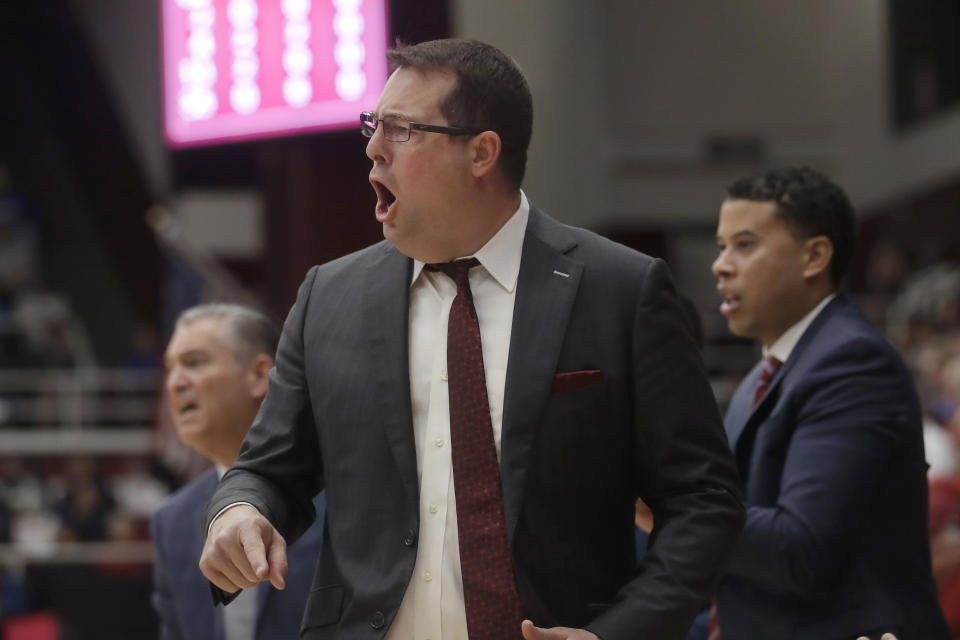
[0,541,155,567]
[0,367,159,454]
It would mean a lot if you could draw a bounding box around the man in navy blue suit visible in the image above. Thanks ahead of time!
[710,167,949,639]
[152,304,324,640]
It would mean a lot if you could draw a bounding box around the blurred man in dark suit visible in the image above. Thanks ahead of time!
[152,303,324,640]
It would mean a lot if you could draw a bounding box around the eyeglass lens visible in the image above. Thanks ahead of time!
[381,116,410,141]
[360,113,411,142]
[360,113,376,137]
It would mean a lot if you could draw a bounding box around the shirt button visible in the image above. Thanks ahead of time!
[441,370,448,381]
[424,572,432,582]
[434,438,445,447]
[429,504,438,514]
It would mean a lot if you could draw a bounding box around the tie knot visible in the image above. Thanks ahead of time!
[758,356,782,383]
[426,258,480,288]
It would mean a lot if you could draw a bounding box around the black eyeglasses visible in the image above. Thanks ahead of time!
[360,111,483,142]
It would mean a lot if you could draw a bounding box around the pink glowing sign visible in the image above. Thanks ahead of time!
[161,0,389,147]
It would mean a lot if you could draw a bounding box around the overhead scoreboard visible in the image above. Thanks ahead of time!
[161,0,389,147]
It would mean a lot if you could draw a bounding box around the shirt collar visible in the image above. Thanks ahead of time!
[216,464,228,480]
[410,190,529,293]
[764,293,836,363]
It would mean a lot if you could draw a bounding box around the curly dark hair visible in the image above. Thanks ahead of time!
[726,166,857,284]
[386,38,533,188]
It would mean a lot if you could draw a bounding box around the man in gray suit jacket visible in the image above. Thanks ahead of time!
[199,38,745,640]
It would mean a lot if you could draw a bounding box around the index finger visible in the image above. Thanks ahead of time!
[239,525,270,581]
[266,531,288,590]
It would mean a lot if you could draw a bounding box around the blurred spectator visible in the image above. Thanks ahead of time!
[909,333,960,428]
[927,420,960,480]
[929,475,960,639]
[12,289,95,369]
[109,457,169,519]
[928,339,960,639]
[124,321,162,371]
[943,350,960,430]
[0,566,29,619]
[0,497,10,544]
[0,164,39,296]
[53,457,117,542]
[0,166,97,373]
[866,242,912,294]
[857,241,913,328]
[887,263,960,351]
[0,459,45,515]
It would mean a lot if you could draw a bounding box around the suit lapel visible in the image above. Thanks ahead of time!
[186,472,222,640]
[362,243,419,512]
[727,355,795,453]
[725,363,762,451]
[501,209,582,545]
[727,296,845,453]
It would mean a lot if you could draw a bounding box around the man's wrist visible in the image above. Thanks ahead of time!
[207,502,257,536]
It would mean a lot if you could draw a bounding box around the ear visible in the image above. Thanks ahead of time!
[802,235,833,280]
[247,354,274,401]
[470,130,502,179]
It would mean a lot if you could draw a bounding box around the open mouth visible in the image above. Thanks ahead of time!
[371,179,397,221]
[179,401,198,416]
[719,293,741,315]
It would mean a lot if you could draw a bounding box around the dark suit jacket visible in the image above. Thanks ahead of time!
[716,295,950,640]
[206,207,745,640]
[151,468,325,640]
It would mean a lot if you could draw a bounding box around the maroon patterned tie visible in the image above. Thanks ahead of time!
[426,259,524,640]
[752,356,783,408]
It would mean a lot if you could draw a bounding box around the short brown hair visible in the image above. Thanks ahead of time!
[387,38,533,188]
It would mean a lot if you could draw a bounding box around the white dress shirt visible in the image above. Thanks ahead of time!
[385,192,530,640]
[763,293,836,363]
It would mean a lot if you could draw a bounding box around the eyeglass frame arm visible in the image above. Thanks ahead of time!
[360,111,483,139]
[407,122,483,136]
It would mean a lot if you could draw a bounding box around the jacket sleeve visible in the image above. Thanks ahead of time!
[150,513,186,640]
[588,258,746,640]
[204,266,325,542]
[726,335,917,594]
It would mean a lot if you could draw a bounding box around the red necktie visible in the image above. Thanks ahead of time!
[710,356,785,639]
[752,356,783,408]
[708,602,722,640]
[427,259,524,639]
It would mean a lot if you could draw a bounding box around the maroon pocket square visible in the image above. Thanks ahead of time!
[552,369,603,393]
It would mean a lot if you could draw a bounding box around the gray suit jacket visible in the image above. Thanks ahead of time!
[206,207,745,640]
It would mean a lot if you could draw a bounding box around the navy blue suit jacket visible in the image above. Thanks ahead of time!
[716,295,949,639]
[151,468,325,640]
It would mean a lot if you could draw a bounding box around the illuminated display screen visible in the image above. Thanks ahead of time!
[161,0,389,147]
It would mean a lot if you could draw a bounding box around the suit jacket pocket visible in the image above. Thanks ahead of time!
[302,584,344,628]
[552,369,603,393]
